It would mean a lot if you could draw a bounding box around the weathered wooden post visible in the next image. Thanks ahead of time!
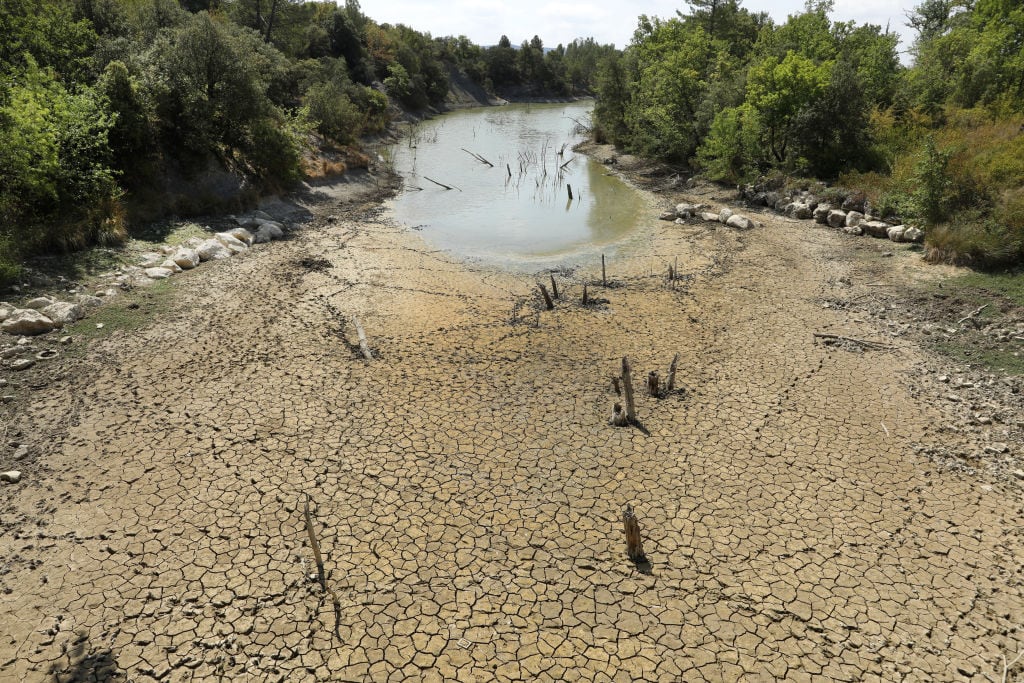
[352,317,373,361]
[602,255,607,287]
[623,504,646,562]
[550,274,560,300]
[538,283,554,310]
[611,376,621,396]
[582,283,589,306]
[647,371,660,397]
[621,356,636,423]
[666,353,680,393]
[567,183,573,201]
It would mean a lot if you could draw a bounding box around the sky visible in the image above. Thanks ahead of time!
[358,0,921,55]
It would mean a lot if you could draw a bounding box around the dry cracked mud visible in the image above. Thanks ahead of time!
[1,167,1022,682]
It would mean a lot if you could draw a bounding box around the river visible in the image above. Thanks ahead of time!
[386,101,645,270]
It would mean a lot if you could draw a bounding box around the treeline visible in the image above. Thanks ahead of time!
[594,0,1024,268]
[0,0,613,285]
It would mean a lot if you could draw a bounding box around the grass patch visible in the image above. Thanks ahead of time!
[922,267,1024,375]
[62,279,178,349]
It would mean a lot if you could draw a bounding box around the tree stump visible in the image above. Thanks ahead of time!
[538,283,554,310]
[647,371,660,397]
[610,403,628,427]
[623,504,646,562]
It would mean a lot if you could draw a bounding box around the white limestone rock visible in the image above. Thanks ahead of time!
[1,309,55,336]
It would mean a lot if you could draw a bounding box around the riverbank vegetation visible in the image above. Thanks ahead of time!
[593,0,1024,269]
[0,0,614,286]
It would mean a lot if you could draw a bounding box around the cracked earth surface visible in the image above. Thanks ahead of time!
[1,172,1022,682]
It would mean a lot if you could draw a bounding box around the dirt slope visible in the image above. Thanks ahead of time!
[0,167,1021,682]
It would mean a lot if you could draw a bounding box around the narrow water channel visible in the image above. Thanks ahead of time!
[386,101,645,269]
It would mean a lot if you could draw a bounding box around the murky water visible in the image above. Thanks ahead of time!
[386,101,644,269]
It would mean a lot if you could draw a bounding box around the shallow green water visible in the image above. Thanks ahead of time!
[386,102,644,269]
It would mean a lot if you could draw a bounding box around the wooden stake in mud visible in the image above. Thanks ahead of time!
[303,495,326,591]
[582,283,589,306]
[567,183,573,201]
[623,504,646,562]
[621,356,636,423]
[612,375,621,396]
[666,353,679,393]
[507,163,512,178]
[550,274,560,300]
[352,317,373,361]
[602,255,607,287]
[538,283,554,310]
[647,371,660,397]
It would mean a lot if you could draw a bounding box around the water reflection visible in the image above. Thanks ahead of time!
[387,102,644,268]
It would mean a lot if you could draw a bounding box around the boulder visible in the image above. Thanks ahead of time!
[700,212,720,222]
[786,202,813,220]
[40,301,84,327]
[144,267,174,279]
[774,196,791,211]
[841,193,866,213]
[9,358,34,371]
[886,226,906,242]
[675,202,704,216]
[227,227,255,246]
[215,232,248,254]
[24,297,54,310]
[2,309,55,336]
[718,208,734,223]
[827,210,848,229]
[234,215,261,229]
[659,211,677,221]
[196,239,232,261]
[726,214,756,230]
[860,220,891,238]
[160,260,183,273]
[171,247,201,270]
[813,204,832,224]
[842,225,864,236]
[845,211,865,228]
[254,223,284,243]
[764,191,782,208]
[251,210,276,222]
[0,303,14,322]
[903,226,924,243]
[0,470,21,484]
[75,295,104,309]
[138,252,166,268]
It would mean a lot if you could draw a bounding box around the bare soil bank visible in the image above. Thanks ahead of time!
[0,155,1021,681]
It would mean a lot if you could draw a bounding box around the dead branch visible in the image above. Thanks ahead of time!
[303,495,326,591]
[423,176,460,191]
[461,148,493,166]
[956,304,989,327]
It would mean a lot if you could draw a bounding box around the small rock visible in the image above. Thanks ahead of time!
[75,295,103,309]
[842,225,863,236]
[13,445,28,459]
[144,267,174,280]
[660,211,677,221]
[700,212,720,222]
[0,347,19,359]
[827,210,847,229]
[1,395,14,404]
[59,336,72,345]
[9,358,35,371]
[0,302,14,322]
[0,471,21,484]
[138,252,165,268]
[228,227,254,246]
[860,220,891,238]
[718,208,734,223]
[24,297,54,310]
[887,225,906,242]
[845,211,865,228]
[1013,470,1024,481]
[253,223,284,243]
[725,214,756,230]
[159,259,183,273]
